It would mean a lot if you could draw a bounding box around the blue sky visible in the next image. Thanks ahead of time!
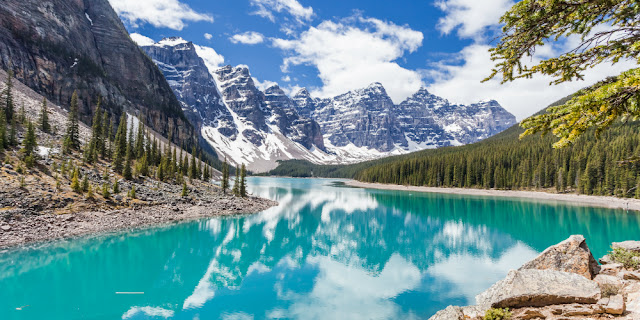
[108,0,637,120]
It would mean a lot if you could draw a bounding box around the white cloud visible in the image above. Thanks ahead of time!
[193,45,225,75]
[129,33,155,46]
[426,44,638,120]
[250,0,314,23]
[435,0,515,39]
[109,0,213,30]
[273,17,424,103]
[281,75,291,82]
[252,77,279,91]
[229,31,265,45]
[204,33,213,40]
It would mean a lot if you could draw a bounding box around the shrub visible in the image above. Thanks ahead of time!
[601,283,620,298]
[609,247,640,269]
[484,308,512,320]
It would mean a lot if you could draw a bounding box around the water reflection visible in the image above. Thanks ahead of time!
[0,177,638,320]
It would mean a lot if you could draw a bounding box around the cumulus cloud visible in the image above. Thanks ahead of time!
[250,0,314,23]
[426,44,638,120]
[229,31,265,45]
[252,77,279,91]
[130,33,155,46]
[273,17,424,103]
[430,1,639,120]
[193,45,225,75]
[109,0,213,30]
[204,33,213,40]
[435,0,514,39]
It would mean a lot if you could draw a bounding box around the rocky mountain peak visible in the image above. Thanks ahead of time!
[264,84,286,96]
[294,88,311,98]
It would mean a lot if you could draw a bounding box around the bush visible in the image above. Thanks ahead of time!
[609,247,640,269]
[601,283,621,298]
[484,308,512,320]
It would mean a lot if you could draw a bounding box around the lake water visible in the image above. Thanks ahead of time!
[2,177,639,320]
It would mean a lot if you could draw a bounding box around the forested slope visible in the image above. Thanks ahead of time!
[268,96,640,198]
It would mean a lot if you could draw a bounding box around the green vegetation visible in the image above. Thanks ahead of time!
[483,308,511,320]
[63,91,80,154]
[487,0,640,148]
[222,158,230,194]
[609,247,640,269]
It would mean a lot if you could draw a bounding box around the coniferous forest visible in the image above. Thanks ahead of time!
[268,97,640,198]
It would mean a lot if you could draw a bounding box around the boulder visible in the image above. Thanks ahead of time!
[519,235,600,279]
[612,241,640,253]
[605,294,625,315]
[599,263,624,276]
[476,269,601,309]
[428,306,464,320]
[594,274,623,288]
[599,254,613,265]
[622,270,640,281]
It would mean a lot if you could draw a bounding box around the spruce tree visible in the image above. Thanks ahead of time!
[8,116,17,147]
[3,70,14,122]
[135,118,145,159]
[82,175,89,192]
[100,110,109,159]
[0,112,6,152]
[63,91,80,154]
[232,171,240,196]
[240,164,247,197]
[85,100,102,164]
[221,158,229,194]
[181,181,188,197]
[113,113,127,173]
[21,121,37,168]
[39,98,50,133]
[189,147,197,179]
[71,168,81,193]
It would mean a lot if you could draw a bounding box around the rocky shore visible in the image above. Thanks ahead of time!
[430,235,640,320]
[0,193,276,250]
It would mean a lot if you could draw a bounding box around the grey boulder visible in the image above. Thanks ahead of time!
[476,269,601,310]
[519,234,599,279]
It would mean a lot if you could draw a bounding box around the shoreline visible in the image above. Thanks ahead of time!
[0,196,277,250]
[345,180,640,212]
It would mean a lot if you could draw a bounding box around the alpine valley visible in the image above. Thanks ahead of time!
[139,37,517,172]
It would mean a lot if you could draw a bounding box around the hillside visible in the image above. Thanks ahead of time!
[267,96,640,198]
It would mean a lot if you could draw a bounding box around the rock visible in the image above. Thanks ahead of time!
[550,303,601,316]
[605,294,625,315]
[599,263,624,276]
[612,241,640,253]
[519,235,600,279]
[511,308,545,320]
[460,306,483,319]
[427,306,464,320]
[622,271,640,281]
[476,269,601,309]
[599,254,613,265]
[594,274,623,288]
[0,225,10,231]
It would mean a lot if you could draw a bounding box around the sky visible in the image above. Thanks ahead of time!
[109,0,637,120]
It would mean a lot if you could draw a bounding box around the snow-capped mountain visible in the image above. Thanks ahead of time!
[293,85,517,152]
[140,37,516,172]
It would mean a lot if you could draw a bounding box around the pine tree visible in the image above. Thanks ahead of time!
[240,164,247,197]
[182,152,189,176]
[85,99,102,164]
[123,124,134,180]
[63,91,81,153]
[82,175,89,192]
[135,117,145,159]
[113,179,119,194]
[87,184,94,199]
[189,147,197,179]
[0,112,6,152]
[203,163,210,181]
[113,113,127,173]
[100,110,109,159]
[232,171,240,196]
[21,121,37,168]
[39,98,50,133]
[102,183,110,198]
[71,168,81,193]
[8,116,17,147]
[181,181,188,197]
[129,186,136,199]
[3,70,14,121]
[221,158,229,194]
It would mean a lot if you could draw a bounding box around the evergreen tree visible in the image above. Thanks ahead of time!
[0,112,6,152]
[113,179,119,194]
[18,102,26,124]
[221,158,229,194]
[82,175,89,192]
[102,183,110,198]
[85,99,103,164]
[3,70,14,121]
[232,172,240,196]
[71,168,81,193]
[8,116,17,147]
[21,121,37,168]
[189,147,197,179]
[113,114,127,173]
[63,91,81,153]
[87,184,94,199]
[182,153,189,176]
[129,186,136,199]
[240,164,247,197]
[181,181,188,197]
[100,110,109,159]
[39,98,50,133]
[135,117,145,159]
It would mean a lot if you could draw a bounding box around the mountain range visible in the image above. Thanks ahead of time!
[140,38,517,172]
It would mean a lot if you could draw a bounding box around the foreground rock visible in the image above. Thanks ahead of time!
[476,269,601,309]
[429,235,640,320]
[519,234,600,279]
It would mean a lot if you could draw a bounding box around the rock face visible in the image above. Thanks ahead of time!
[0,0,192,142]
[475,269,601,309]
[519,234,600,279]
[427,306,464,320]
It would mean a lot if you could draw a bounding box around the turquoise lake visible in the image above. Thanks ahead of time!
[1,177,640,320]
